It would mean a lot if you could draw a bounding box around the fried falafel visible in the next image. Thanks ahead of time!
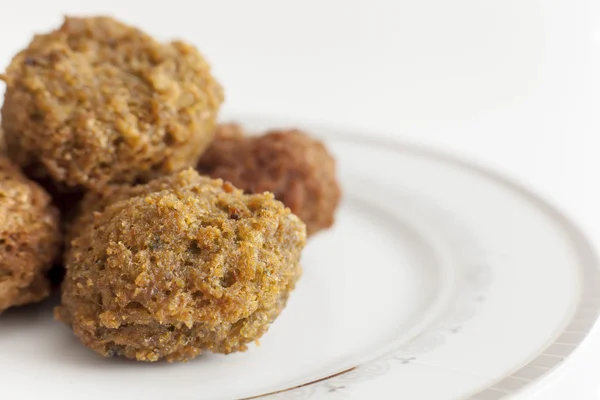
[0,157,61,312]
[197,124,340,235]
[57,169,306,362]
[1,16,223,191]
[0,127,4,154]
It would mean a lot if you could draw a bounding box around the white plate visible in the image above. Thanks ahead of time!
[1,118,598,400]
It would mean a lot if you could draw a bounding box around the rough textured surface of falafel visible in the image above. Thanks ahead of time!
[0,157,61,312]
[1,16,223,191]
[197,124,341,235]
[57,169,306,362]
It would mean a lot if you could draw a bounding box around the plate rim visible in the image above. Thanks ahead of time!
[229,115,600,400]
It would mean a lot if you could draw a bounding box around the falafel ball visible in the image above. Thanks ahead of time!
[56,169,306,362]
[1,16,223,191]
[197,124,341,235]
[0,157,61,312]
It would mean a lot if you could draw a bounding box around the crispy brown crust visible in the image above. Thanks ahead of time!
[1,16,223,191]
[57,169,306,362]
[197,124,341,235]
[66,166,231,245]
[0,157,61,312]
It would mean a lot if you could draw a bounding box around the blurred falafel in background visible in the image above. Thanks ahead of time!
[198,124,341,236]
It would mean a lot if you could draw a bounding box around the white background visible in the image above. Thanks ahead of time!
[0,1,598,399]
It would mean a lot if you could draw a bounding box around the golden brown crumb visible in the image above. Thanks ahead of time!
[197,124,341,235]
[1,16,223,191]
[0,157,61,312]
[57,169,305,362]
